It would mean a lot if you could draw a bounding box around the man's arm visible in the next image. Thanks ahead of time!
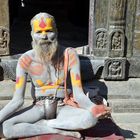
[0,56,27,123]
[68,48,95,110]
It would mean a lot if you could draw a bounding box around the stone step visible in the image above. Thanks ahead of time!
[1,80,140,113]
[0,99,33,110]
[86,78,140,100]
[108,99,140,113]
[0,80,32,100]
[1,79,140,99]
[112,113,140,124]
[1,99,140,114]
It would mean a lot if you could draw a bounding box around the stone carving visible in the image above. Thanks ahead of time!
[93,28,108,57]
[108,61,121,77]
[111,31,122,50]
[0,27,9,55]
[104,58,126,80]
[109,29,125,57]
[96,29,107,49]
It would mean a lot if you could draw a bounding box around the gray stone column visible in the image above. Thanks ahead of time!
[108,0,126,57]
[133,0,140,54]
[104,0,127,80]
[89,0,109,57]
[0,0,10,56]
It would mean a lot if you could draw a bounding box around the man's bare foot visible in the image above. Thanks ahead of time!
[91,105,111,119]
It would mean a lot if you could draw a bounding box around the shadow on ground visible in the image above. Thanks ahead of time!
[118,127,138,139]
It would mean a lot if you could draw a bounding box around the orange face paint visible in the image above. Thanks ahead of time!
[33,18,53,33]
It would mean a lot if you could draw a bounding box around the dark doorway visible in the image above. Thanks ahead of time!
[9,0,89,55]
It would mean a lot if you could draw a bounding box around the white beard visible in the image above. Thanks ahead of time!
[32,39,58,63]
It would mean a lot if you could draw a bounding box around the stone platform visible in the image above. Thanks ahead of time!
[1,78,140,112]
[1,79,140,139]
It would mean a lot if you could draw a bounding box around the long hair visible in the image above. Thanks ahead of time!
[51,45,64,71]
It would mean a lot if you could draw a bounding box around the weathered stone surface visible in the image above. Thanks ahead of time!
[86,78,140,99]
[0,0,10,55]
[93,28,108,57]
[0,80,32,100]
[125,0,137,57]
[102,78,140,99]
[0,0,9,28]
[1,78,140,113]
[128,56,140,77]
[109,99,140,113]
[133,0,140,54]
[108,0,126,29]
[89,0,139,58]
[89,0,109,55]
[109,29,125,57]
[0,27,10,55]
[95,0,108,29]
[0,99,33,110]
[103,58,126,80]
[0,60,17,80]
[108,0,126,58]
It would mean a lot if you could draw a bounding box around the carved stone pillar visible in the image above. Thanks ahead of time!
[103,0,127,80]
[89,0,109,57]
[108,0,126,57]
[133,0,140,53]
[0,0,10,55]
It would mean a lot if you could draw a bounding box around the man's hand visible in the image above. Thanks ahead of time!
[91,105,111,119]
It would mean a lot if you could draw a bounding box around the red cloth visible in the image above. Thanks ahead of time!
[19,133,124,140]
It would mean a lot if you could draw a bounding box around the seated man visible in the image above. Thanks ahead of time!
[0,13,110,139]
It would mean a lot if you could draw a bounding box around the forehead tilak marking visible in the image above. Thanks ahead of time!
[33,17,53,32]
[39,17,47,28]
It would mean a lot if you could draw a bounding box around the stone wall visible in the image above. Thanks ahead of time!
[0,0,9,55]
[133,0,140,54]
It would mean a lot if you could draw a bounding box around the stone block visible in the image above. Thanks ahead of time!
[104,58,126,80]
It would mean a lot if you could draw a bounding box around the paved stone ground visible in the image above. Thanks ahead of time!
[112,113,140,140]
[0,79,140,139]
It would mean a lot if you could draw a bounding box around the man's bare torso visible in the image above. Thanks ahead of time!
[19,49,67,98]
